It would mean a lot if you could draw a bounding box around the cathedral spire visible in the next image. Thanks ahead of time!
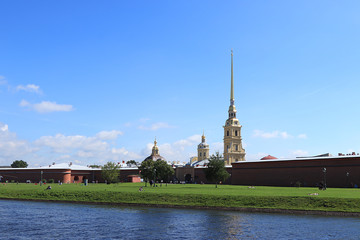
[228,50,237,119]
[231,49,234,106]
[224,49,245,164]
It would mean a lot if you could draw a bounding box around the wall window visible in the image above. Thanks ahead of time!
[235,144,238,151]
[227,131,229,136]
[200,153,202,157]
[235,130,238,136]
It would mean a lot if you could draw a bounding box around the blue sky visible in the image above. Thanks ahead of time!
[1,1,360,167]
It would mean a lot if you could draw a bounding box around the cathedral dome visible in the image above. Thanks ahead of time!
[144,138,166,162]
[198,142,209,149]
[260,155,277,160]
[198,133,209,149]
[144,154,166,161]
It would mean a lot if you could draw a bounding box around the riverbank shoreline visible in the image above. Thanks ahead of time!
[2,197,360,217]
[2,183,360,215]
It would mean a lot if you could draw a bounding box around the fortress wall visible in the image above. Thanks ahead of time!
[231,157,360,187]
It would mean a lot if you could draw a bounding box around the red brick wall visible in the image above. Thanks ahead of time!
[231,157,360,187]
[0,169,71,183]
[193,167,232,184]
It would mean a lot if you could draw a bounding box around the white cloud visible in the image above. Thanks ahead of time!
[140,135,202,163]
[0,123,140,166]
[58,155,71,160]
[280,132,291,139]
[298,134,307,139]
[34,134,109,153]
[253,130,307,139]
[0,124,8,132]
[33,130,138,164]
[0,122,35,163]
[253,130,292,139]
[96,130,123,140]
[20,100,74,113]
[138,122,175,131]
[174,135,200,150]
[19,100,30,107]
[111,147,142,160]
[76,150,95,158]
[16,84,42,94]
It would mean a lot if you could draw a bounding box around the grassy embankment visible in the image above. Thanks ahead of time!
[1,183,360,213]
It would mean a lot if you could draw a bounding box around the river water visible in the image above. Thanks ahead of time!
[0,200,360,240]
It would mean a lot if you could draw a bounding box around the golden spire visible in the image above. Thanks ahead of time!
[228,49,237,119]
[154,137,157,146]
[230,49,234,105]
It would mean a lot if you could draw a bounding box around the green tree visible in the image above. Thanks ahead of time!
[139,158,174,187]
[88,164,101,169]
[138,159,154,187]
[11,160,28,168]
[203,152,230,188]
[126,160,138,166]
[154,159,174,183]
[101,162,121,183]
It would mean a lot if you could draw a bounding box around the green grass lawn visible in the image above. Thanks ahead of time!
[1,183,360,213]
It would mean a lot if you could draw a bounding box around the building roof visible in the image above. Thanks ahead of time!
[235,154,360,164]
[190,158,209,167]
[260,155,278,160]
[144,154,166,162]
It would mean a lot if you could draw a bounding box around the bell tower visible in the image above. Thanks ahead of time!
[223,50,245,165]
[197,131,209,161]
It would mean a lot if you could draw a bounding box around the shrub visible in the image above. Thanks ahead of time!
[48,179,54,183]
